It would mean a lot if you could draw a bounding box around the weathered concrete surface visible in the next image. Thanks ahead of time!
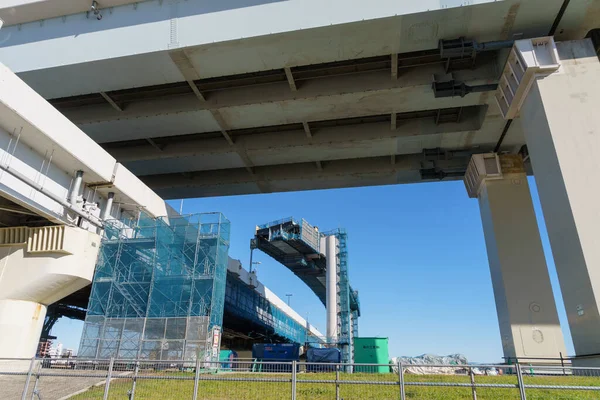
[521,39,600,363]
[472,154,567,361]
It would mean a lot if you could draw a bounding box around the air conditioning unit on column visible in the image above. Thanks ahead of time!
[464,153,502,198]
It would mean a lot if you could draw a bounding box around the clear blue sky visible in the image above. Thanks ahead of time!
[53,178,574,362]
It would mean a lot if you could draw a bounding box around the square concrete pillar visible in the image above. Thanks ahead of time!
[514,39,600,364]
[465,154,567,361]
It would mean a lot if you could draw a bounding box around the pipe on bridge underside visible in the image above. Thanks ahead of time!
[0,163,103,228]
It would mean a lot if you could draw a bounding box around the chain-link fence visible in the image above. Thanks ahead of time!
[2,358,600,399]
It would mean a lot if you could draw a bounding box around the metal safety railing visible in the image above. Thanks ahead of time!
[2,358,600,399]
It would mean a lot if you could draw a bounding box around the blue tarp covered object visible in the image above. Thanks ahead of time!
[307,348,341,372]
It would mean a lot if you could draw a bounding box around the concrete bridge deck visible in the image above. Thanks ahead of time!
[1,0,597,197]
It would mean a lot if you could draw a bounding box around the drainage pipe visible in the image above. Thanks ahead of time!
[0,164,103,228]
[68,170,83,205]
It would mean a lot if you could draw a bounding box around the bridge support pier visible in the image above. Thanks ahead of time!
[517,39,600,366]
[0,300,47,359]
[0,226,100,360]
[465,154,567,362]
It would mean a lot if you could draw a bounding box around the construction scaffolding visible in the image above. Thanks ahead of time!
[324,228,357,365]
[78,212,230,361]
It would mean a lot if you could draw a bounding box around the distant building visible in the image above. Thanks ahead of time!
[62,348,74,358]
[37,340,52,358]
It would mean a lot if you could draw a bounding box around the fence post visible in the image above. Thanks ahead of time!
[20,357,36,400]
[398,361,405,400]
[560,352,566,376]
[515,362,527,400]
[30,360,43,400]
[103,358,115,400]
[291,360,297,400]
[335,364,340,400]
[192,357,201,400]
[469,367,477,400]
[129,361,139,400]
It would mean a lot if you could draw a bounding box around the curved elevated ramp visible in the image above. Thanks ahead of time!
[253,217,360,317]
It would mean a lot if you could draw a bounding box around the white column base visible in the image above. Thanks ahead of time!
[0,299,47,358]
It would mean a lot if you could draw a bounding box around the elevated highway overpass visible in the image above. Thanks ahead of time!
[0,0,597,198]
[1,0,600,367]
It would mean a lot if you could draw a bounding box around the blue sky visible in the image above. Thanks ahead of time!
[53,177,574,362]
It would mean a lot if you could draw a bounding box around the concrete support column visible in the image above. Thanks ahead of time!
[518,39,600,364]
[0,226,100,359]
[326,235,338,342]
[466,154,566,361]
[0,299,47,358]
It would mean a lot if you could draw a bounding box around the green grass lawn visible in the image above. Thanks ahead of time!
[71,371,600,400]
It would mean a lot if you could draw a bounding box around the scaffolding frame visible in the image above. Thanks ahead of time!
[78,212,230,362]
[332,229,352,364]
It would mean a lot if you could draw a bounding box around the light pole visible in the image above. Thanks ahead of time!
[250,261,261,273]
[285,293,293,306]
[249,238,258,273]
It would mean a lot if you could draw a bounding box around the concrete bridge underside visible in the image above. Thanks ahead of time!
[1,0,597,198]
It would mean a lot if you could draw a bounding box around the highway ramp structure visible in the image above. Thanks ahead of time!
[226,257,323,346]
[253,217,360,363]
[0,62,170,359]
[0,0,595,197]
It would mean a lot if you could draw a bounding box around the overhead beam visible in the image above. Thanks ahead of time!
[57,55,498,125]
[234,145,256,174]
[170,50,206,101]
[284,67,298,91]
[146,138,163,152]
[99,92,123,112]
[162,55,258,175]
[0,204,39,216]
[303,121,312,139]
[104,106,486,163]
[209,109,259,173]
[169,48,262,178]
[187,82,206,102]
[140,153,472,199]
[209,109,234,145]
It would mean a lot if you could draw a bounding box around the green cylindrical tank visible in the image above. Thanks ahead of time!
[353,337,389,373]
